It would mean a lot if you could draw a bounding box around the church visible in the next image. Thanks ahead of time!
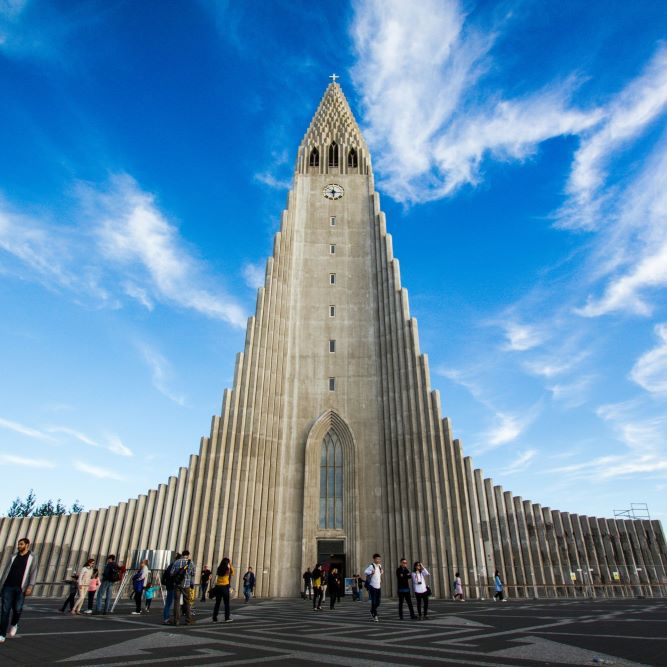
[1,81,665,599]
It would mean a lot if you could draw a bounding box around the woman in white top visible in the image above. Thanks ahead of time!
[72,558,95,614]
[411,561,430,620]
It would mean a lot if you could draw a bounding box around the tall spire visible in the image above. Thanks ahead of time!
[296,81,371,175]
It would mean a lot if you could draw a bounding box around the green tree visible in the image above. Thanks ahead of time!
[7,489,37,517]
[5,491,84,517]
[33,499,68,517]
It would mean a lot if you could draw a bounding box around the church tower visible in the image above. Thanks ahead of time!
[185,80,459,595]
[1,81,665,601]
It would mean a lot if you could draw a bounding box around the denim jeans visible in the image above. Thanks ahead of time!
[368,586,381,617]
[95,580,114,612]
[0,585,24,636]
[163,588,175,622]
[243,584,252,602]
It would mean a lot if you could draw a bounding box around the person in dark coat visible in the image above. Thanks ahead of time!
[242,567,255,603]
[327,567,342,610]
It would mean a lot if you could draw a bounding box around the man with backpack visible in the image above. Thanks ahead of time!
[170,550,195,626]
[95,555,120,615]
[364,553,383,622]
[162,553,180,624]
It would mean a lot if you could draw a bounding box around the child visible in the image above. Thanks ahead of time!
[144,582,160,612]
[60,572,78,613]
[86,568,100,614]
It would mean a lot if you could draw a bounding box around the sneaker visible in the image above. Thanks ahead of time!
[131,611,141,615]
[373,616,379,622]
[7,626,17,638]
[225,618,234,623]
[502,599,508,602]
[83,610,93,614]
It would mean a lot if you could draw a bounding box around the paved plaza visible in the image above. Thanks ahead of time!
[1,596,666,666]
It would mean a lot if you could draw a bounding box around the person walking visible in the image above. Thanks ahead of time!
[85,568,100,614]
[396,558,417,620]
[364,553,383,622]
[162,552,180,625]
[494,570,506,602]
[199,566,211,602]
[0,537,38,643]
[96,555,120,614]
[302,568,312,600]
[72,558,95,615]
[412,562,431,620]
[212,557,234,623]
[171,550,195,626]
[311,564,323,611]
[242,566,255,603]
[60,572,78,613]
[453,572,465,601]
[131,559,149,615]
[327,567,342,610]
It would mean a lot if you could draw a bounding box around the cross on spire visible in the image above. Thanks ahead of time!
[329,73,340,83]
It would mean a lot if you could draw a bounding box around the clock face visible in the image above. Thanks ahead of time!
[323,184,344,200]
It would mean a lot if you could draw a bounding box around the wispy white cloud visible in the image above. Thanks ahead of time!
[136,340,186,406]
[439,367,540,451]
[500,449,538,476]
[0,416,53,441]
[73,461,125,480]
[0,175,248,327]
[559,46,667,231]
[548,375,596,409]
[39,424,133,457]
[522,347,590,379]
[242,261,265,290]
[550,454,667,481]
[91,174,246,327]
[630,323,667,395]
[254,172,292,190]
[596,399,667,456]
[350,0,601,203]
[105,433,133,458]
[46,426,101,448]
[501,322,546,352]
[123,282,154,311]
[0,453,56,469]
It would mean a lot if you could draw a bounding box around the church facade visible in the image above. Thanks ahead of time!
[1,82,666,599]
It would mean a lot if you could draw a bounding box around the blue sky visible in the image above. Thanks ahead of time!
[1,0,666,524]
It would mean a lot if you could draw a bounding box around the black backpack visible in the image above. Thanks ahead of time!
[108,562,121,583]
[172,561,189,587]
[162,564,175,589]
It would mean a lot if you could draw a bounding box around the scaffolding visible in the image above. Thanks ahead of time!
[613,503,651,520]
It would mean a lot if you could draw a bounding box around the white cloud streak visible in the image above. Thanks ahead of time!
[0,453,56,468]
[73,461,125,480]
[136,341,186,407]
[501,322,546,352]
[242,261,265,290]
[91,175,246,327]
[500,449,538,476]
[630,323,667,395]
[350,0,601,203]
[106,433,133,458]
[0,175,247,327]
[440,367,540,450]
[0,416,53,441]
[560,46,667,231]
[254,172,291,190]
